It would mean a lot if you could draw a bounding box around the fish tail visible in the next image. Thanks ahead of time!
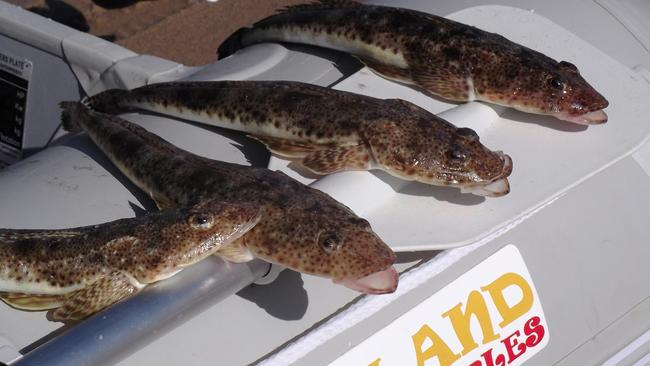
[83,89,129,114]
[217,1,361,59]
[60,101,86,132]
[217,27,251,59]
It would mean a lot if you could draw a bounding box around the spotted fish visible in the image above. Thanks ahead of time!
[85,81,512,197]
[218,1,609,124]
[0,199,261,321]
[60,101,398,294]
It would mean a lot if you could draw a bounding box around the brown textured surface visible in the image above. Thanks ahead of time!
[0,199,261,321]
[223,2,609,121]
[7,0,306,66]
[60,101,397,293]
[84,80,512,189]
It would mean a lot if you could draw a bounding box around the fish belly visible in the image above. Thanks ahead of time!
[0,275,86,295]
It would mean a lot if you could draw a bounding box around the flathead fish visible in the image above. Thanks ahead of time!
[85,81,512,197]
[0,200,261,321]
[60,101,398,294]
[218,1,609,124]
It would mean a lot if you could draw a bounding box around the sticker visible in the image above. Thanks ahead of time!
[330,245,549,366]
[0,50,32,167]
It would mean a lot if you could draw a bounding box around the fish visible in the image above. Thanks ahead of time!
[0,199,261,321]
[60,101,398,294]
[84,81,513,197]
[217,0,609,124]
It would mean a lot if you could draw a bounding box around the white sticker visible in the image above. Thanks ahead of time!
[330,245,549,366]
[0,50,32,167]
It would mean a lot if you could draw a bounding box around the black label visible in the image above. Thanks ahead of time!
[0,68,28,150]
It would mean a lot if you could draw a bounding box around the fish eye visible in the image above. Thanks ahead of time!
[189,214,214,230]
[447,149,467,162]
[318,231,341,253]
[548,76,563,89]
[456,127,479,140]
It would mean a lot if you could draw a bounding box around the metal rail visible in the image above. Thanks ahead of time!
[12,257,270,366]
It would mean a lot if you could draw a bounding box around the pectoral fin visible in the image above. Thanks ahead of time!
[1,292,66,311]
[216,237,254,263]
[249,135,327,158]
[358,57,411,83]
[301,145,372,174]
[250,135,372,174]
[50,271,141,322]
[410,64,471,102]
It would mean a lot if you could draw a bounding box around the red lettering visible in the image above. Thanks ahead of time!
[481,348,495,366]
[494,353,507,366]
[500,330,526,364]
[469,347,507,366]
[523,316,545,348]
[465,315,547,366]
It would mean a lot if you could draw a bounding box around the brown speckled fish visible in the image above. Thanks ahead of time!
[218,1,609,124]
[60,101,398,295]
[0,200,261,321]
[85,81,512,197]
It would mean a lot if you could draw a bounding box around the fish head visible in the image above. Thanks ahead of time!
[319,222,398,294]
[244,199,398,294]
[479,59,609,124]
[160,200,262,265]
[541,61,609,124]
[364,111,513,197]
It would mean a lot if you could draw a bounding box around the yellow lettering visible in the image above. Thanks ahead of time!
[482,272,533,328]
[441,291,500,355]
[367,358,381,366]
[412,324,461,366]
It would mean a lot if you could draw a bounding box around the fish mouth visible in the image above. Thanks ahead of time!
[554,110,608,125]
[335,266,399,294]
[459,152,513,197]
[460,178,510,197]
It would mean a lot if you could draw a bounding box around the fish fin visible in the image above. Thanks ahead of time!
[50,271,140,322]
[218,1,361,59]
[216,237,254,263]
[60,101,86,132]
[0,292,66,311]
[249,135,329,158]
[281,0,362,12]
[409,63,471,102]
[358,57,411,83]
[301,145,371,174]
[150,192,176,210]
[218,27,251,59]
